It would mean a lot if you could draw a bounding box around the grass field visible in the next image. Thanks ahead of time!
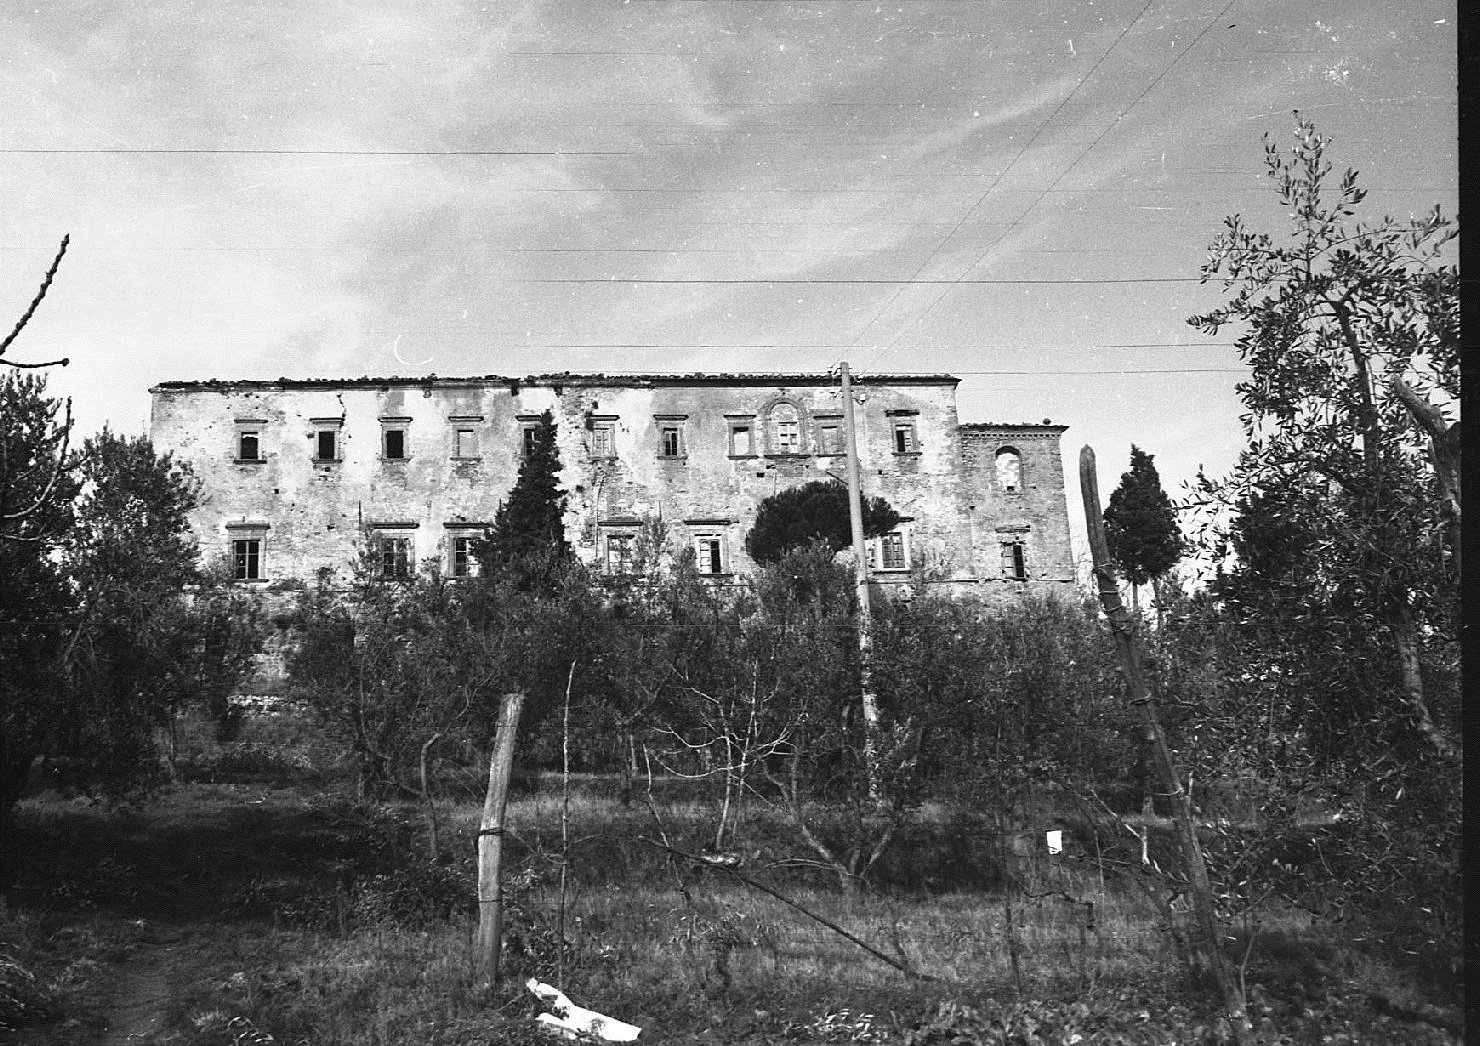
[0,727,1463,1046]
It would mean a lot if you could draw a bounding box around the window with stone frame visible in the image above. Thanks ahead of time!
[450,534,477,578]
[235,421,265,463]
[1000,540,1028,580]
[311,418,343,462]
[381,417,410,460]
[995,447,1023,493]
[455,428,479,458]
[590,424,615,459]
[868,522,912,572]
[518,415,543,458]
[892,420,918,454]
[815,417,843,456]
[227,524,267,580]
[655,415,687,459]
[693,534,726,575]
[376,532,413,579]
[727,417,755,457]
[770,402,802,454]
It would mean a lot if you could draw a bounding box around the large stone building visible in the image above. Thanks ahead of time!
[148,372,1074,597]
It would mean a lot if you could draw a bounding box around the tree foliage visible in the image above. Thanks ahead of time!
[1170,115,1461,936]
[1,415,261,857]
[1102,445,1182,588]
[1186,113,1459,761]
[479,411,569,578]
[744,480,900,566]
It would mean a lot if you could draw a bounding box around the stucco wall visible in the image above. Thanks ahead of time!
[149,374,1073,596]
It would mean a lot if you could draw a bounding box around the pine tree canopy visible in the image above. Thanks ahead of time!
[745,480,901,566]
[1102,445,1182,587]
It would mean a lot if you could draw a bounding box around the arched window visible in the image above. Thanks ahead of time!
[770,402,802,454]
[995,447,1022,493]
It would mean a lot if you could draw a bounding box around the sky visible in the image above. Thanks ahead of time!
[1,0,1458,572]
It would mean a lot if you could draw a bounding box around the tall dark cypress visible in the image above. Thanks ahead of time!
[1102,445,1182,588]
[480,410,570,572]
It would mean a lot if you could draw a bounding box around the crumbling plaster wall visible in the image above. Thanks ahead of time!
[150,377,1074,595]
[549,377,971,577]
[958,424,1075,595]
[151,380,539,580]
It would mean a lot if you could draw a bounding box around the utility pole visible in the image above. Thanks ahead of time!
[840,362,885,808]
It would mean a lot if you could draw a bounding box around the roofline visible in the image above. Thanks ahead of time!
[960,422,1070,433]
[148,371,961,394]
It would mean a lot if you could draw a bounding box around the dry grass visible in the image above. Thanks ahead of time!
[2,778,1463,1045]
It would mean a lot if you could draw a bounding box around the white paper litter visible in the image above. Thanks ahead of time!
[527,978,642,1041]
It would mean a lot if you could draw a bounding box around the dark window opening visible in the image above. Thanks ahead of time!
[522,426,538,457]
[451,535,475,578]
[316,429,338,461]
[379,536,411,578]
[881,532,906,570]
[238,431,261,461]
[696,536,723,575]
[233,538,261,580]
[1001,542,1027,581]
[660,426,682,457]
[893,422,916,454]
[384,429,406,459]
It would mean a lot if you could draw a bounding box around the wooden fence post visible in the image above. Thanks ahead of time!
[1079,446,1253,1045]
[476,692,525,987]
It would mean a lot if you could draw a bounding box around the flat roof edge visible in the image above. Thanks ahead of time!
[150,372,963,393]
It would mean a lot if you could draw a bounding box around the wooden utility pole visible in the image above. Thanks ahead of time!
[1079,447,1253,1045]
[475,692,525,987]
[840,362,885,808]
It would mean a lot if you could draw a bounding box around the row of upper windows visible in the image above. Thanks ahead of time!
[228,408,964,466]
[232,416,1027,496]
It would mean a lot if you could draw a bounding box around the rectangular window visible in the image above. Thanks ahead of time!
[232,538,261,580]
[383,429,406,460]
[867,525,911,572]
[694,535,725,575]
[775,419,800,454]
[315,428,338,461]
[817,423,841,456]
[455,428,478,458]
[606,533,637,574]
[893,421,917,454]
[237,430,262,462]
[451,535,476,578]
[729,423,753,457]
[1001,542,1027,581]
[591,424,615,459]
[660,425,682,457]
[379,536,412,579]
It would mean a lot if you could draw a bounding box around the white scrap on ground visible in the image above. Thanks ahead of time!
[527,978,642,1041]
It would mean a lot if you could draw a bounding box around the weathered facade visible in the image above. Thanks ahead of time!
[148,373,1073,597]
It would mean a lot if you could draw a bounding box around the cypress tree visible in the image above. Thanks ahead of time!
[1102,445,1182,607]
[480,411,570,574]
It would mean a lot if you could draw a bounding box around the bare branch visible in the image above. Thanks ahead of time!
[0,235,71,366]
